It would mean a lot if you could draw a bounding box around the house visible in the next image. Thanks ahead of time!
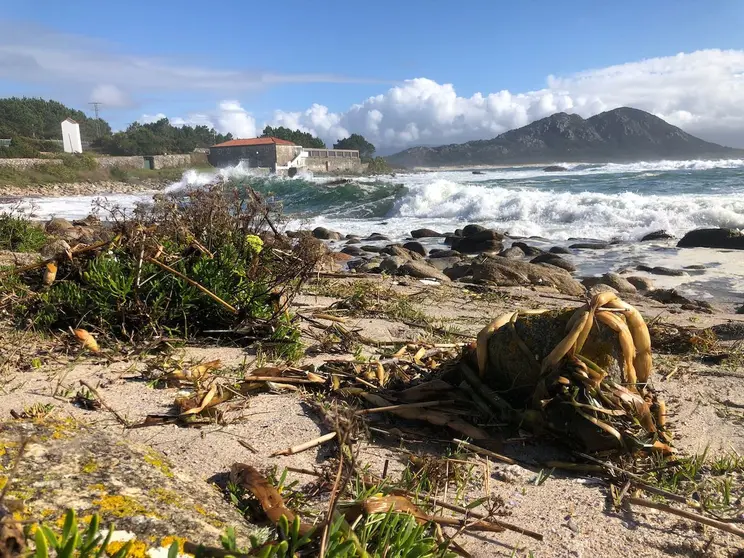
[61,118,83,153]
[208,137,362,174]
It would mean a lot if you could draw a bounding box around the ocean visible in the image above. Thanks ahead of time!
[4,158,744,303]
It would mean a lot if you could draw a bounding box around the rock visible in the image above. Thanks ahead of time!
[45,217,73,234]
[498,246,526,259]
[444,264,473,280]
[341,245,364,256]
[569,242,610,250]
[683,264,706,270]
[379,256,407,274]
[472,170,486,175]
[649,267,687,277]
[40,239,72,260]
[626,276,654,291]
[0,250,41,267]
[345,234,360,239]
[72,214,101,227]
[452,230,504,254]
[677,228,744,250]
[471,259,585,296]
[543,165,568,172]
[530,253,575,272]
[737,304,744,315]
[410,228,443,239]
[511,242,543,257]
[462,224,488,237]
[363,233,391,242]
[399,260,451,282]
[646,289,693,305]
[0,419,254,551]
[641,230,674,242]
[312,226,342,240]
[358,259,382,273]
[383,244,423,260]
[429,249,462,258]
[361,245,384,253]
[588,284,619,297]
[331,252,353,263]
[345,238,361,245]
[549,246,572,254]
[426,256,462,271]
[402,241,427,256]
[599,272,637,293]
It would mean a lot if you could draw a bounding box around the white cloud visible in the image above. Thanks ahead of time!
[263,49,744,149]
[140,101,257,138]
[90,84,131,107]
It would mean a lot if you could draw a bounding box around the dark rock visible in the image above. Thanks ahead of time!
[429,249,462,258]
[454,229,463,237]
[399,260,451,282]
[379,256,407,274]
[312,226,342,240]
[345,238,361,245]
[345,234,360,239]
[471,259,585,296]
[498,246,525,259]
[361,245,384,253]
[641,230,674,242]
[383,244,423,260]
[426,256,462,271]
[599,272,637,294]
[403,241,427,256]
[462,224,488,237]
[626,276,654,291]
[45,217,73,234]
[569,242,610,250]
[711,322,744,339]
[588,284,619,297]
[530,253,575,272]
[72,214,100,227]
[636,264,653,273]
[358,259,382,273]
[529,236,550,242]
[452,229,504,254]
[543,165,567,172]
[511,242,543,257]
[646,289,693,304]
[364,233,391,242]
[677,228,744,250]
[472,170,486,175]
[341,245,364,256]
[443,264,473,280]
[40,239,72,260]
[737,304,744,315]
[0,250,41,267]
[410,228,444,239]
[649,267,687,277]
[549,246,572,254]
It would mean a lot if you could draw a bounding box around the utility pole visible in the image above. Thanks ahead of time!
[89,102,102,138]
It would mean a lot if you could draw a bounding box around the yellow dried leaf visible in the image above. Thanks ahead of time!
[74,328,99,352]
[43,262,57,285]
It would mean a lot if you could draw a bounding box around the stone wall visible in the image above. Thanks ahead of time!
[0,158,62,170]
[276,145,303,166]
[190,151,209,166]
[304,156,364,173]
[208,144,277,169]
[95,156,145,169]
[152,154,192,169]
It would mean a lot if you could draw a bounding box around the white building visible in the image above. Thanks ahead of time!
[61,118,83,153]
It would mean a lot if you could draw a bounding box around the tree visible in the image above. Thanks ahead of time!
[334,134,375,160]
[261,126,326,148]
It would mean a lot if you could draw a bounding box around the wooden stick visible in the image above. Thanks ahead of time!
[79,379,131,427]
[271,432,337,457]
[454,438,517,465]
[145,256,238,314]
[243,376,325,385]
[312,313,347,323]
[356,400,455,416]
[628,496,744,538]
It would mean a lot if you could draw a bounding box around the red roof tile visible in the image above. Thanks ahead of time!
[211,137,295,148]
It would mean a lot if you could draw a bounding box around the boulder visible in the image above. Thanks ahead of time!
[312,226,342,240]
[383,244,423,260]
[462,224,488,237]
[345,234,360,239]
[379,256,408,274]
[543,165,567,172]
[45,217,73,234]
[341,245,364,256]
[402,241,428,256]
[399,260,451,282]
[363,233,391,242]
[0,250,41,267]
[549,246,572,254]
[626,276,654,291]
[649,266,687,277]
[345,238,361,245]
[410,228,443,238]
[677,228,744,250]
[443,264,473,281]
[569,242,610,250]
[452,229,504,254]
[472,170,486,175]
[358,259,382,273]
[641,230,674,242]
[588,284,619,297]
[498,246,526,259]
[361,245,384,253]
[426,256,462,271]
[511,242,543,257]
[736,304,744,315]
[530,253,575,272]
[471,259,585,296]
[72,214,101,227]
[40,239,72,260]
[429,249,462,258]
[599,272,637,294]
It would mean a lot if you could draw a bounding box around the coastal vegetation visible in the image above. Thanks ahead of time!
[261,126,326,148]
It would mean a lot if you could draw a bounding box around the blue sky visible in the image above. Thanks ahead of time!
[2,0,744,149]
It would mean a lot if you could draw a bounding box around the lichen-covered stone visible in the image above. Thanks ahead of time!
[0,419,255,552]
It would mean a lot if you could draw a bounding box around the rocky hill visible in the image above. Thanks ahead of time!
[386,107,742,168]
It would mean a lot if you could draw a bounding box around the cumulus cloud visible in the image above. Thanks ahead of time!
[90,84,131,108]
[140,101,257,138]
[263,49,744,150]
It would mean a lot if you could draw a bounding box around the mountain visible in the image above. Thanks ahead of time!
[386,107,742,168]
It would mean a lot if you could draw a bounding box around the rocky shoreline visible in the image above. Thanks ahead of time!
[0,178,171,199]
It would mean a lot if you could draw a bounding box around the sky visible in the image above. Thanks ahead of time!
[2,0,744,152]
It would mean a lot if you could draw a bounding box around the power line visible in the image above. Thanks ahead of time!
[89,102,102,138]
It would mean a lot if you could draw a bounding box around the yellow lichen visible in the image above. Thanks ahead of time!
[107,539,149,558]
[89,483,107,492]
[159,536,185,551]
[93,494,159,519]
[81,458,99,474]
[193,504,208,516]
[149,487,181,507]
[143,450,174,478]
[0,476,6,490]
